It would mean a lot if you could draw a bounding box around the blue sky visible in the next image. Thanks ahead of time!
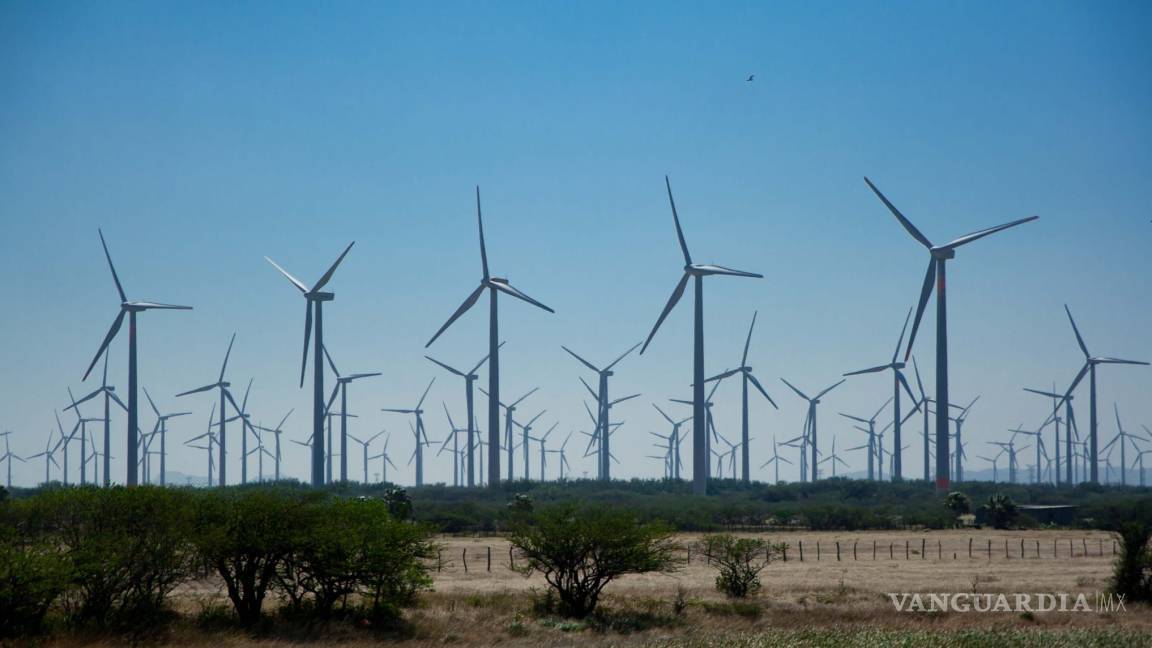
[1,1,1150,487]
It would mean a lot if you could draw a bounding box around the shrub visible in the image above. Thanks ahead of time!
[1110,522,1152,603]
[38,487,194,628]
[382,488,413,521]
[982,493,1019,530]
[697,534,786,598]
[945,491,971,516]
[508,504,680,618]
[0,543,69,637]
[193,489,310,626]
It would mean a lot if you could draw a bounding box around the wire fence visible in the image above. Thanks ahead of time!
[432,536,1117,574]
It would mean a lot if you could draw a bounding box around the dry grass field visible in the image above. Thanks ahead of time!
[57,528,1148,647]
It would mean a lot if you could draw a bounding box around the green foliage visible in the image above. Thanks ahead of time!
[982,493,1019,530]
[508,493,534,513]
[1109,522,1152,603]
[509,504,680,618]
[35,486,195,628]
[382,487,413,521]
[697,534,786,598]
[944,491,972,516]
[0,542,69,637]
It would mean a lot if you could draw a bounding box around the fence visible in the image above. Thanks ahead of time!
[431,536,1117,574]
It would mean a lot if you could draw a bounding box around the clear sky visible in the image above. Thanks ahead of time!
[1,1,1150,487]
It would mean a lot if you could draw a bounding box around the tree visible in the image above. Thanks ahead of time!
[508,505,680,618]
[697,534,786,598]
[1110,522,1152,603]
[382,488,413,521]
[944,491,971,517]
[193,489,312,626]
[981,493,1018,530]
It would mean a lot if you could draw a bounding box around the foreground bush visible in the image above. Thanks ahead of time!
[509,504,680,618]
[0,542,69,637]
[35,487,195,628]
[1110,521,1152,603]
[698,534,787,598]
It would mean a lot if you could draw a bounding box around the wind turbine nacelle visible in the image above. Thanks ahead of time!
[309,291,335,301]
[930,247,956,260]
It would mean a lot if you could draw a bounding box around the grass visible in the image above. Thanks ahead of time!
[641,628,1152,647]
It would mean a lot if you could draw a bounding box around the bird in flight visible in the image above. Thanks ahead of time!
[746,74,755,82]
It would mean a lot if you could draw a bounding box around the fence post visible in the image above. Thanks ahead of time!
[1069,539,1073,557]
[1099,538,1103,557]
[817,541,821,561]
[463,549,469,573]
[487,546,492,572]
[889,542,893,559]
[836,541,841,561]
[799,540,804,562]
[1035,540,1039,559]
[873,540,877,560]
[905,540,909,560]
[987,538,991,560]
[782,545,787,562]
[968,538,972,559]
[437,549,442,572]
[1020,538,1025,558]
[1005,539,1009,559]
[938,540,942,560]
[853,540,858,561]
[1112,540,1117,556]
[509,545,515,570]
[1083,538,1088,557]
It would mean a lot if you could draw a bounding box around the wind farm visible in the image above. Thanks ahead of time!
[2,3,1151,645]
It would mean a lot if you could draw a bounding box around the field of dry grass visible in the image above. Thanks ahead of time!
[75,528,1147,647]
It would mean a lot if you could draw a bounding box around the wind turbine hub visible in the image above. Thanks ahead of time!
[930,247,955,259]
[307,291,335,301]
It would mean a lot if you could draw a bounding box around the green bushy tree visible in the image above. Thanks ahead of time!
[698,534,787,598]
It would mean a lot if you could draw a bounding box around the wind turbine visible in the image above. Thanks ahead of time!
[639,177,763,495]
[425,345,499,487]
[1100,405,1149,487]
[514,410,547,480]
[819,436,848,478]
[220,381,259,485]
[479,386,537,482]
[1058,305,1148,483]
[348,431,385,484]
[989,439,1027,484]
[382,379,435,487]
[436,404,470,487]
[186,404,218,486]
[760,435,793,483]
[779,378,844,482]
[0,432,22,489]
[368,434,396,485]
[578,380,640,480]
[978,450,1003,483]
[322,345,381,482]
[670,379,725,482]
[26,430,62,485]
[865,177,1037,491]
[176,334,241,486]
[425,187,555,488]
[651,404,690,480]
[551,433,573,480]
[63,388,105,486]
[947,396,979,482]
[67,351,127,486]
[839,397,893,481]
[1009,425,1048,484]
[253,409,292,482]
[141,387,190,487]
[80,230,192,486]
[1023,385,1066,485]
[562,342,641,482]
[843,308,919,480]
[1132,441,1151,487]
[704,312,778,482]
[532,423,559,481]
[52,411,73,486]
[265,241,356,487]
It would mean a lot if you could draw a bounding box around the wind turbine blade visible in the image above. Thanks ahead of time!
[705,368,742,383]
[265,256,309,293]
[510,387,538,408]
[95,229,129,303]
[475,186,489,280]
[911,356,926,399]
[562,346,601,373]
[312,241,355,292]
[779,378,810,402]
[175,383,217,398]
[665,176,692,265]
[425,355,465,377]
[130,301,192,310]
[491,280,554,314]
[611,394,641,406]
[416,378,436,410]
[640,272,690,355]
[741,311,757,366]
[240,377,253,412]
[897,371,918,407]
[839,413,870,424]
[816,379,845,399]
[943,216,1039,250]
[425,284,485,348]
[442,402,457,432]
[322,344,340,378]
[606,341,642,372]
[468,343,503,375]
[863,178,933,249]
[694,264,763,278]
[325,384,340,415]
[300,301,312,388]
[892,306,913,364]
[651,403,675,425]
[844,364,889,377]
[1063,305,1090,359]
[66,388,102,411]
[83,310,126,381]
[746,373,778,409]
[1097,357,1150,366]
[903,257,937,362]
